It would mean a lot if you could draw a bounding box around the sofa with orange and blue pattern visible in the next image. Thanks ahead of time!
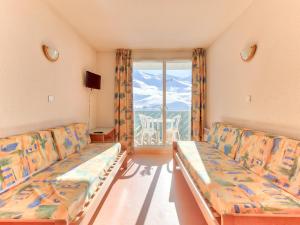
[0,123,121,223]
[177,122,300,216]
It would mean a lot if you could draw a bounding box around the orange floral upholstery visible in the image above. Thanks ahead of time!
[50,126,80,159]
[73,123,91,149]
[0,138,30,192]
[206,122,223,145]
[183,122,300,215]
[218,126,242,158]
[0,179,89,222]
[264,137,300,199]
[37,130,59,166]
[206,122,243,158]
[235,130,274,175]
[0,123,123,222]
[177,141,300,215]
[14,133,47,174]
[0,141,121,221]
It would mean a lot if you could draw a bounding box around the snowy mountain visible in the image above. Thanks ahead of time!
[133,69,191,111]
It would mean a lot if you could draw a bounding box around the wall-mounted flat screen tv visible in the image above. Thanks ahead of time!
[86,71,101,90]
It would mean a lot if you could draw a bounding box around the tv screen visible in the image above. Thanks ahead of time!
[86,71,101,89]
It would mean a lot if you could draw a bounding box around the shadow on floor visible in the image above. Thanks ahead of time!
[89,154,171,224]
[120,153,172,179]
[135,165,162,225]
[90,153,206,225]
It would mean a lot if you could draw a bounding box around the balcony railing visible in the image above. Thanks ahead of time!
[134,110,191,146]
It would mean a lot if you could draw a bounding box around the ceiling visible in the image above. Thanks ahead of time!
[46,0,253,51]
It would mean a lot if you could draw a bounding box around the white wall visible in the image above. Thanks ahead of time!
[96,51,116,127]
[0,0,97,137]
[95,50,192,128]
[207,0,300,138]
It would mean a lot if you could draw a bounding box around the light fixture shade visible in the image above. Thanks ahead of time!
[42,45,59,62]
[240,44,257,62]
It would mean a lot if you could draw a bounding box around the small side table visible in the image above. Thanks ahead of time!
[90,127,115,143]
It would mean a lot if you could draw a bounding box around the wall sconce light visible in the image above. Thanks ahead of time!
[240,44,257,62]
[42,45,59,62]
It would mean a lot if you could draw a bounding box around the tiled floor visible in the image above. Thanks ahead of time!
[91,152,207,225]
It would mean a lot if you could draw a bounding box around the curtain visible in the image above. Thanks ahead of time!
[191,48,206,141]
[114,49,134,153]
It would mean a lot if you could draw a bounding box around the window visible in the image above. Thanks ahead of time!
[133,60,192,146]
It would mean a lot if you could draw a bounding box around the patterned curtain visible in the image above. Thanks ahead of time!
[114,49,134,153]
[191,48,207,141]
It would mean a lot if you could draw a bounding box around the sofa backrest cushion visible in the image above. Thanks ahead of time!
[37,130,59,165]
[206,122,243,159]
[206,122,224,146]
[50,126,80,159]
[263,136,300,198]
[16,133,47,174]
[73,123,91,149]
[217,126,243,158]
[0,138,30,192]
[235,130,274,175]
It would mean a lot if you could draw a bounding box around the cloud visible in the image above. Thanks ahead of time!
[133,69,191,110]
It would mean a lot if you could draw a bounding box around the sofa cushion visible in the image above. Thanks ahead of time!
[37,131,59,165]
[32,142,121,198]
[206,122,223,145]
[73,123,91,149]
[50,126,80,159]
[263,137,300,199]
[0,143,121,221]
[208,178,300,215]
[235,130,274,175]
[177,141,300,215]
[206,122,242,159]
[0,180,89,222]
[0,138,30,192]
[17,133,47,174]
[217,126,242,158]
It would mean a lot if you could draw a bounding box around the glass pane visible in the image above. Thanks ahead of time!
[166,61,192,144]
[133,61,163,146]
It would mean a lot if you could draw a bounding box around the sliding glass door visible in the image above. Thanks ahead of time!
[133,60,192,147]
[133,61,163,146]
[166,61,192,144]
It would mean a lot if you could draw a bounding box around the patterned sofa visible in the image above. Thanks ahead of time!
[0,123,126,225]
[174,122,300,225]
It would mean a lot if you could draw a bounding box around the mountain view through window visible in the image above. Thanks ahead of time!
[133,61,192,146]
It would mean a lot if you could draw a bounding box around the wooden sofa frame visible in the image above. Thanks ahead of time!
[173,142,300,225]
[0,150,128,225]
